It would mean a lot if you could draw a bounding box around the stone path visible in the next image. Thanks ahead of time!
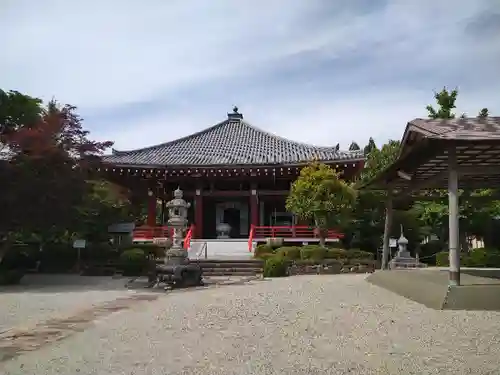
[1,274,499,374]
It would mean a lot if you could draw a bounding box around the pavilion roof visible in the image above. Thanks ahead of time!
[361,117,500,192]
[102,109,364,168]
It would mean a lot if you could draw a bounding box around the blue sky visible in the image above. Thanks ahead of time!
[2,0,500,151]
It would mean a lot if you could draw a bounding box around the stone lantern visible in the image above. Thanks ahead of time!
[389,225,426,269]
[165,187,190,263]
[153,187,203,288]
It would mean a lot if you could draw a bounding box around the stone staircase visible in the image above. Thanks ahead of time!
[187,239,261,276]
[191,259,264,276]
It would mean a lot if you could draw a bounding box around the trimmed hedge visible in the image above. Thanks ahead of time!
[131,243,167,258]
[119,248,147,276]
[300,245,327,260]
[263,256,289,277]
[345,249,374,260]
[254,244,274,259]
[436,251,449,266]
[325,248,347,259]
[276,246,301,260]
[436,248,500,267]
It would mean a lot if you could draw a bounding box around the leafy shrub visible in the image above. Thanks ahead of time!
[419,240,445,265]
[258,253,275,261]
[325,248,347,259]
[300,245,327,260]
[263,256,289,277]
[436,251,449,266]
[84,242,118,262]
[294,259,317,266]
[119,248,147,276]
[436,248,500,268]
[465,248,500,267]
[254,244,274,258]
[132,243,167,258]
[39,244,77,273]
[345,249,374,260]
[0,250,32,270]
[276,246,301,260]
[0,270,24,285]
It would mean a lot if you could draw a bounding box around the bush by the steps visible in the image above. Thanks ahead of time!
[325,248,347,259]
[254,244,274,259]
[344,249,374,260]
[300,245,327,260]
[276,246,301,260]
[263,256,289,277]
[119,248,147,276]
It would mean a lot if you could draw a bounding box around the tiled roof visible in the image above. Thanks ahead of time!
[102,112,364,167]
[408,117,500,140]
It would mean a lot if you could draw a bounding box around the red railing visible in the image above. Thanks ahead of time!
[133,225,172,241]
[184,224,195,250]
[252,226,344,239]
[248,224,255,252]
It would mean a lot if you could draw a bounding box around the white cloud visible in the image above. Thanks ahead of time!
[2,0,500,151]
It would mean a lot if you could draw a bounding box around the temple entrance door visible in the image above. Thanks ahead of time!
[223,208,241,238]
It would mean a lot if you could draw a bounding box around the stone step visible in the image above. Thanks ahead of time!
[203,272,262,277]
[202,267,262,273]
[193,260,263,268]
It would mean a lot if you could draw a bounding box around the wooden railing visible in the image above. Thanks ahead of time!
[184,224,195,250]
[248,224,255,252]
[252,226,344,240]
[133,225,172,240]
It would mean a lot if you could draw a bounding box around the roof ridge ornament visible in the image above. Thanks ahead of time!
[227,105,243,120]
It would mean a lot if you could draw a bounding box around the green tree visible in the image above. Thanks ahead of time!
[286,162,357,247]
[478,108,489,118]
[360,140,400,184]
[0,90,42,138]
[76,180,133,243]
[352,139,420,254]
[426,87,458,119]
[349,141,360,151]
[363,137,377,156]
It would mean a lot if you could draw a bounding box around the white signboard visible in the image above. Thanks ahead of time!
[389,238,397,248]
[73,239,86,249]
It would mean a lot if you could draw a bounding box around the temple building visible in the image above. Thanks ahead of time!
[100,107,365,240]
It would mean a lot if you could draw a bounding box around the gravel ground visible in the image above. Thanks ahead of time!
[0,275,132,332]
[2,274,500,374]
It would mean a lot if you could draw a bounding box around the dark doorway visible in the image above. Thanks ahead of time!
[223,208,241,238]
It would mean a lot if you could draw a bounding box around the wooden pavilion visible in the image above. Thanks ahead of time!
[99,107,365,242]
[361,116,500,286]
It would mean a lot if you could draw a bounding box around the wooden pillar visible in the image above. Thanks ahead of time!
[448,144,460,286]
[146,190,156,226]
[160,198,166,225]
[195,188,203,238]
[381,193,393,270]
[250,184,259,227]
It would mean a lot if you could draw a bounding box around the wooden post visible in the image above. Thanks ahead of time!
[146,191,156,227]
[160,198,166,225]
[448,144,460,286]
[250,184,259,227]
[382,193,393,270]
[195,188,203,238]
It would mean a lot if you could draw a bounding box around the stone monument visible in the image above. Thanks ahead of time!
[153,188,203,288]
[165,188,191,264]
[389,225,426,269]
